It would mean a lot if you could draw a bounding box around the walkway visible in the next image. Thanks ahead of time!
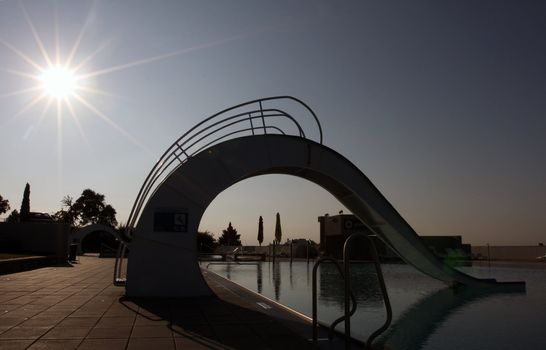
[0,256,318,350]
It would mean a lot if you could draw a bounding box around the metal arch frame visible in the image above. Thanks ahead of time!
[125,96,322,236]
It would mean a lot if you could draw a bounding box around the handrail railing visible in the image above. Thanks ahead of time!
[114,96,321,285]
[113,243,129,286]
[312,257,357,344]
[312,233,393,349]
[343,233,393,349]
[126,96,322,236]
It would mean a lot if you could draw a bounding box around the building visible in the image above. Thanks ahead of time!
[318,214,471,261]
[317,214,398,260]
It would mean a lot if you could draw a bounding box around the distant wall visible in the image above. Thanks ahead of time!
[472,245,546,261]
[0,222,70,262]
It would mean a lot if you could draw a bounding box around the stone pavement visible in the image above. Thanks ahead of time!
[0,256,318,350]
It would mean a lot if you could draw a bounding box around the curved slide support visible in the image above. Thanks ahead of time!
[126,135,524,297]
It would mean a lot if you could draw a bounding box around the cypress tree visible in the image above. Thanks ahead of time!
[257,216,264,246]
[20,183,30,222]
[275,212,282,244]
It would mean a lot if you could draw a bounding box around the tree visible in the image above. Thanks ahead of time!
[20,183,30,222]
[52,195,76,226]
[197,231,216,253]
[98,204,117,226]
[218,222,241,246]
[6,209,19,223]
[0,194,9,215]
[257,216,264,246]
[69,189,118,227]
[275,212,282,244]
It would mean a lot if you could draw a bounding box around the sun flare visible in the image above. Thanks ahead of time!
[38,66,78,99]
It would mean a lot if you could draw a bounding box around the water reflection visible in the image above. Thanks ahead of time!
[378,286,525,350]
[273,261,281,300]
[257,263,263,294]
[206,261,534,348]
[319,263,384,308]
[226,261,231,280]
[290,262,294,289]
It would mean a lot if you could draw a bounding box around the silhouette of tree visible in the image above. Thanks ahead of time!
[218,222,241,246]
[275,212,282,244]
[257,216,264,246]
[20,183,30,222]
[70,189,118,227]
[52,195,76,226]
[0,194,9,215]
[197,231,216,252]
[6,209,19,223]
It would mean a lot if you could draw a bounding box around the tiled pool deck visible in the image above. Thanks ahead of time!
[0,256,318,350]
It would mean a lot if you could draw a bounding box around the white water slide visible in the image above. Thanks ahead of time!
[118,96,524,297]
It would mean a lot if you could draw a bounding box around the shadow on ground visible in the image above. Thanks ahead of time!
[119,296,316,350]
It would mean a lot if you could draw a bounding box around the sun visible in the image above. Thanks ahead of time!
[38,66,78,99]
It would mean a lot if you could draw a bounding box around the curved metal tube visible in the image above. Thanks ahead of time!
[138,109,300,211]
[343,233,393,350]
[365,235,393,349]
[328,277,358,341]
[312,257,357,345]
[126,96,320,233]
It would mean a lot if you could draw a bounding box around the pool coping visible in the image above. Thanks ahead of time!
[202,267,364,349]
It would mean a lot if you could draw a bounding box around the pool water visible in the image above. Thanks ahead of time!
[204,260,546,349]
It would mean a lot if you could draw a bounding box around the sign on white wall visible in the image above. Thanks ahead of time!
[153,210,188,232]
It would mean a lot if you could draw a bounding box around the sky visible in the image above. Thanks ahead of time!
[0,0,545,246]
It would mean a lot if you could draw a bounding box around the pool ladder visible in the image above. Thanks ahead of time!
[312,233,393,349]
[113,242,129,286]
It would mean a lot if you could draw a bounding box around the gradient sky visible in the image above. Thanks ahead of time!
[1,0,545,246]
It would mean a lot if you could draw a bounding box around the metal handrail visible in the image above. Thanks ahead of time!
[126,96,322,236]
[113,242,129,286]
[311,233,393,349]
[114,96,322,286]
[312,257,358,345]
[365,235,393,348]
[343,233,393,349]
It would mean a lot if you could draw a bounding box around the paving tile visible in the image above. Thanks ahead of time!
[18,317,60,328]
[102,308,138,317]
[0,326,51,340]
[3,309,42,318]
[77,338,127,350]
[171,324,215,338]
[131,325,173,338]
[27,339,81,350]
[0,317,26,328]
[57,317,98,327]
[42,326,92,339]
[47,305,80,312]
[38,311,72,319]
[0,305,24,313]
[95,316,135,328]
[0,257,319,350]
[0,339,34,350]
[86,325,132,339]
[171,314,208,325]
[127,337,175,350]
[134,315,170,326]
[174,336,225,350]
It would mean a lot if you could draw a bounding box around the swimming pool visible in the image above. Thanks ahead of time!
[204,260,546,349]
